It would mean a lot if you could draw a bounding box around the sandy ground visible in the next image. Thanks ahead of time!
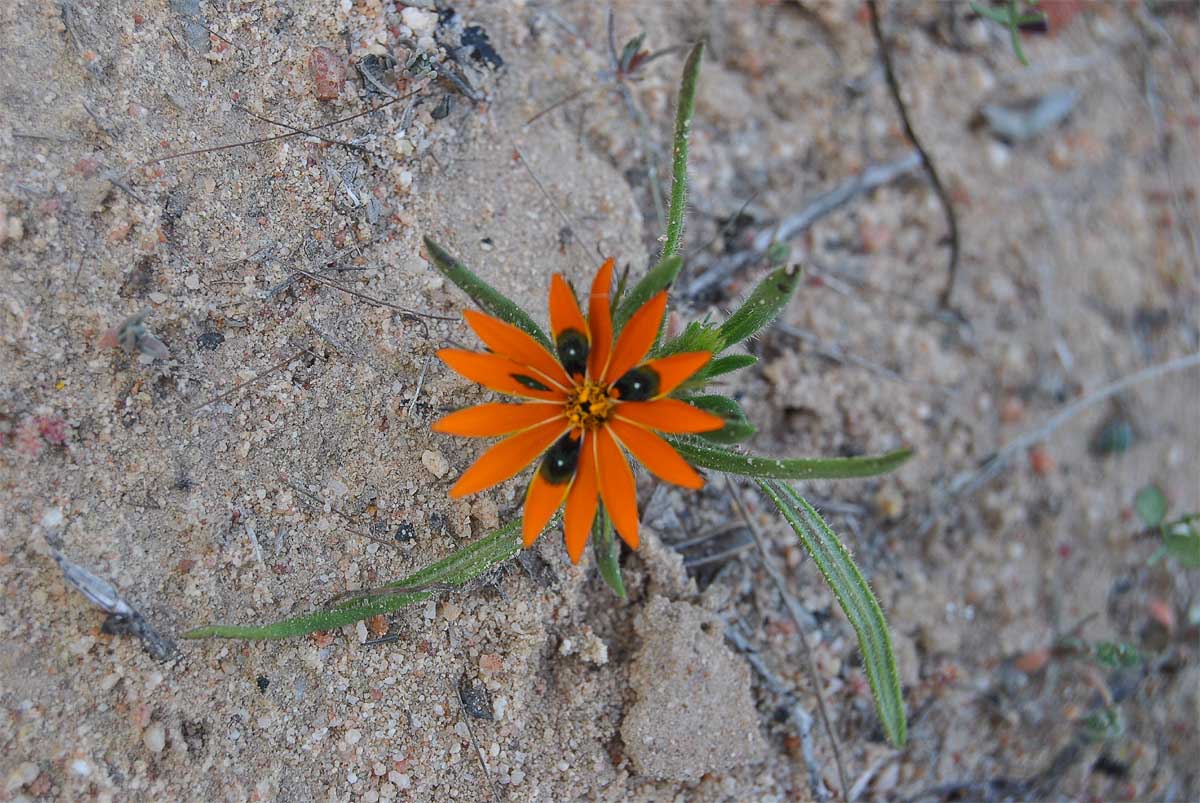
[2,1,1198,801]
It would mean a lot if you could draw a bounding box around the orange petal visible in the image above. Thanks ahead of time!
[449,419,568,498]
[604,290,667,384]
[642,351,711,397]
[523,469,570,547]
[463,310,569,389]
[438,349,566,401]
[607,419,704,489]
[432,402,563,437]
[562,432,599,563]
[595,427,639,550]
[548,273,590,342]
[586,258,615,380]
[614,399,724,434]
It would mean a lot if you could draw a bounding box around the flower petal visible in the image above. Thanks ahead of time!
[449,418,568,498]
[562,432,599,563]
[607,419,704,489]
[595,427,639,549]
[614,399,724,434]
[432,402,563,438]
[438,349,566,401]
[641,351,712,398]
[522,468,570,547]
[586,258,615,380]
[603,290,667,384]
[549,273,589,342]
[463,310,570,389]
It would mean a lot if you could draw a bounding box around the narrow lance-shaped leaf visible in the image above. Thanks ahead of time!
[592,508,627,599]
[671,437,913,481]
[182,521,523,640]
[613,254,682,330]
[716,264,802,350]
[685,394,755,444]
[654,320,723,359]
[424,237,552,349]
[661,41,704,260]
[689,352,757,384]
[758,480,906,747]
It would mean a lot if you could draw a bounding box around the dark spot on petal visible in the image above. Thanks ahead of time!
[556,328,589,377]
[613,365,660,401]
[512,374,551,392]
[539,434,581,484]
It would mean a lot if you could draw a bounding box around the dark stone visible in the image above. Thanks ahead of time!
[462,25,503,69]
[458,677,494,720]
[197,331,224,351]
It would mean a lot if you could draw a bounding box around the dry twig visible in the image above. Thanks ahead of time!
[687,151,921,298]
[866,0,961,310]
[725,477,850,802]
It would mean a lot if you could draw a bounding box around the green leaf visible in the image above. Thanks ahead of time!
[686,394,755,444]
[423,237,551,349]
[592,509,627,599]
[716,264,802,349]
[969,1,1012,23]
[1093,641,1141,668]
[1134,484,1167,528]
[758,480,906,747]
[1161,515,1200,568]
[182,520,523,640]
[692,352,758,383]
[662,41,704,260]
[619,33,647,74]
[613,255,683,330]
[671,438,913,480]
[1082,707,1124,744]
[655,319,723,358]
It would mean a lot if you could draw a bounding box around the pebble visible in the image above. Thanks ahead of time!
[874,484,905,521]
[143,722,166,753]
[309,46,345,101]
[400,7,437,35]
[345,728,362,746]
[421,449,449,478]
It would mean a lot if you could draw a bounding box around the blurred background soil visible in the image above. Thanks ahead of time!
[1,1,1198,801]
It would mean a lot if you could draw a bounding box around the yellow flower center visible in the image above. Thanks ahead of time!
[565,381,615,431]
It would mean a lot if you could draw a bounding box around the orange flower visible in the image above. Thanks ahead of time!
[433,258,724,563]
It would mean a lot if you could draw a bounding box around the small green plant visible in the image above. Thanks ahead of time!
[970,0,1047,66]
[185,41,912,748]
[1136,484,1200,568]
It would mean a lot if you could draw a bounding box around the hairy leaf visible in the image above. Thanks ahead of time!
[424,237,551,348]
[662,41,704,260]
[716,264,802,349]
[613,255,683,331]
[686,394,755,444]
[672,438,913,480]
[183,521,522,640]
[592,509,627,599]
[759,480,906,747]
[691,352,758,384]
